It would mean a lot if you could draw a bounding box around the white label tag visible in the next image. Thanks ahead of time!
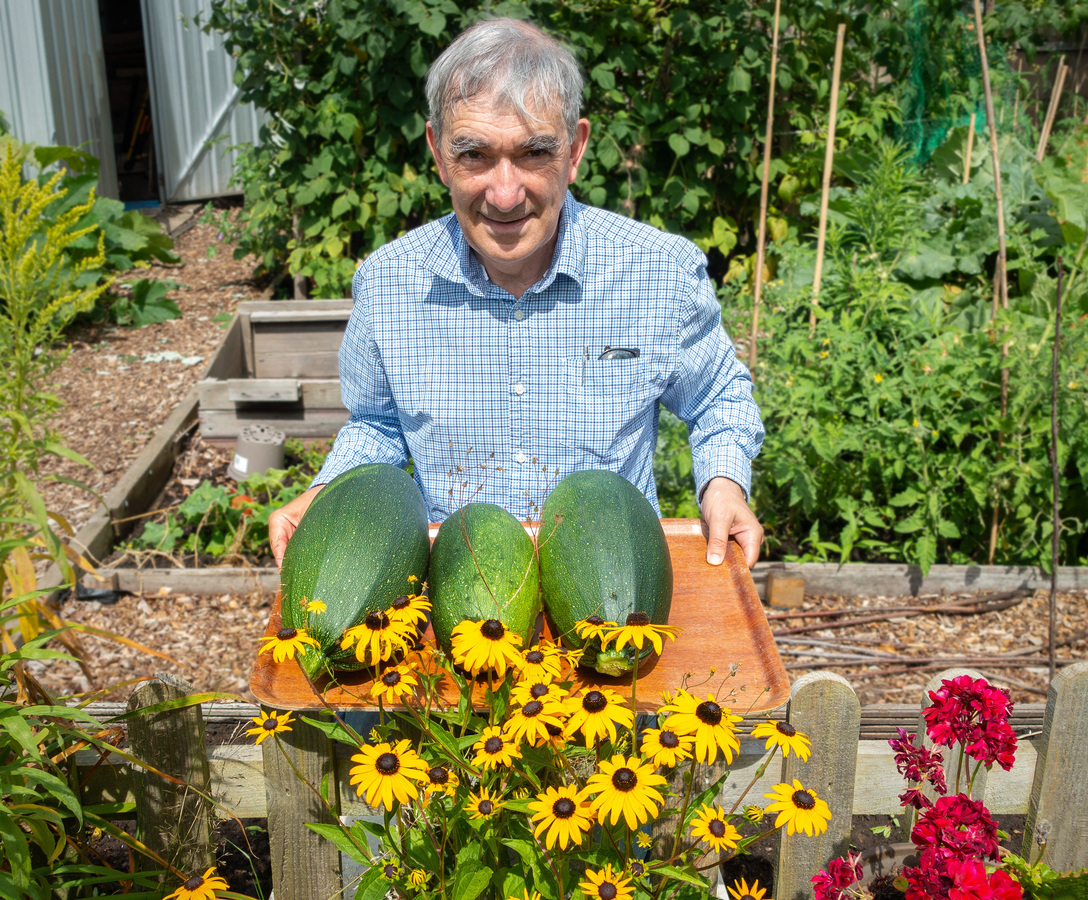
[232,453,249,474]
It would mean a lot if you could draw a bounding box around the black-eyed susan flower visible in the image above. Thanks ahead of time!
[585,754,667,830]
[527,784,595,850]
[511,677,566,707]
[380,860,400,881]
[751,720,812,761]
[627,859,648,882]
[518,645,563,682]
[407,869,429,890]
[246,709,295,745]
[421,764,459,801]
[451,618,524,677]
[728,877,769,900]
[579,864,635,900]
[640,725,694,768]
[542,721,569,752]
[164,868,229,900]
[505,698,566,747]
[467,784,504,820]
[575,615,617,642]
[601,612,680,655]
[387,593,432,632]
[341,611,414,666]
[472,725,523,769]
[258,627,320,663]
[507,889,541,900]
[690,803,741,852]
[764,779,833,836]
[564,687,634,747]
[348,739,428,809]
[660,690,742,764]
[743,804,766,825]
[369,664,419,704]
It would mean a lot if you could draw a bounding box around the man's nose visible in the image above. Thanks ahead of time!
[486,158,526,211]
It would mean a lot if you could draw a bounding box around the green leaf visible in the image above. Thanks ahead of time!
[668,134,690,158]
[451,859,491,900]
[727,66,751,93]
[306,822,370,863]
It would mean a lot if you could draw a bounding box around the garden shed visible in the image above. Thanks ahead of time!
[0,0,265,203]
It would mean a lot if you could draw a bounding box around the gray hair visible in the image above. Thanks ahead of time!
[426,18,584,146]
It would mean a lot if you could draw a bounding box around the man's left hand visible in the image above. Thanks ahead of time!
[701,477,763,569]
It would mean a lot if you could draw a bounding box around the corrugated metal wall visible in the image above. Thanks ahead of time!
[0,0,119,198]
[141,0,266,202]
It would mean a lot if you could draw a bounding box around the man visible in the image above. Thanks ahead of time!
[269,17,764,569]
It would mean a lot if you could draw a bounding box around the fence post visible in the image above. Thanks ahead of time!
[262,712,342,900]
[126,673,215,885]
[1024,660,1088,869]
[773,672,860,900]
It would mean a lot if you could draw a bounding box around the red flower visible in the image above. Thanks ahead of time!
[922,675,1017,771]
[813,853,863,900]
[890,727,948,795]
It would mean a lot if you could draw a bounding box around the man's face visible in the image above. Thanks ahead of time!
[427,94,589,295]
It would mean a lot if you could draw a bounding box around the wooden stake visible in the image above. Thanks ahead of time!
[1051,257,1063,685]
[747,0,783,372]
[1036,61,1069,162]
[810,23,846,335]
[963,111,976,184]
[1010,57,1023,129]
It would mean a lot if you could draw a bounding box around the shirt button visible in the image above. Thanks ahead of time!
[514,382,525,395]
[514,309,525,321]
[515,451,526,464]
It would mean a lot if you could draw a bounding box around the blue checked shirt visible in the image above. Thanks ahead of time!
[314,192,764,522]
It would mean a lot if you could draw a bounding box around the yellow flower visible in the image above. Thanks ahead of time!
[340,611,415,666]
[585,754,667,830]
[580,864,635,900]
[451,618,524,677]
[564,687,634,747]
[258,627,320,663]
[635,831,653,849]
[245,709,295,745]
[164,868,229,900]
[764,779,833,836]
[380,861,400,881]
[690,803,741,852]
[528,784,595,850]
[819,351,829,359]
[574,616,617,642]
[517,644,563,682]
[750,720,812,760]
[387,593,432,633]
[728,877,769,900]
[601,612,680,656]
[504,698,567,748]
[348,739,428,809]
[467,784,504,820]
[639,725,694,768]
[659,690,742,764]
[912,418,920,427]
[743,804,766,824]
[874,373,884,383]
[511,677,566,707]
[422,764,459,801]
[369,664,419,704]
[507,891,542,900]
[408,869,429,889]
[301,597,326,614]
[473,725,523,769]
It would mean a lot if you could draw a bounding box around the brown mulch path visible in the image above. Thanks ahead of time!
[31,207,1088,709]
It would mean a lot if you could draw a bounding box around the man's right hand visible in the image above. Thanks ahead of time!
[269,484,325,568]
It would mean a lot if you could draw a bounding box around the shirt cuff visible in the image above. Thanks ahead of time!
[692,444,753,507]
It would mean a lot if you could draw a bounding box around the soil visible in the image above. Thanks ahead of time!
[27,205,1088,897]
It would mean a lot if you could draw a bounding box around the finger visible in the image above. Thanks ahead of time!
[705,514,732,566]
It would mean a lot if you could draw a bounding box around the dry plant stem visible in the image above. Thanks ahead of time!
[810,23,847,335]
[748,0,782,370]
[1050,257,1063,684]
[728,744,780,815]
[1036,57,1067,162]
[963,112,976,184]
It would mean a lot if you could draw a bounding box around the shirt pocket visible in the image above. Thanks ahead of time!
[562,356,657,461]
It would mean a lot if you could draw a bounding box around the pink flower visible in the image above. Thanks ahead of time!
[922,675,1017,771]
[813,853,863,900]
[889,727,948,795]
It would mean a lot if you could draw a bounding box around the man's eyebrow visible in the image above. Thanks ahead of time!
[447,135,489,155]
[446,133,564,155]
[522,134,563,153]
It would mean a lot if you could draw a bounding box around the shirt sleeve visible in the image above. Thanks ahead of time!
[660,256,764,502]
[312,266,411,486]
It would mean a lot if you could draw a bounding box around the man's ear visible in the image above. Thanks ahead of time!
[426,121,450,186]
[567,118,591,184]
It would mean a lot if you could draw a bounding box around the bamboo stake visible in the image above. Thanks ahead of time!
[963,111,977,184]
[1010,57,1023,129]
[974,0,1010,564]
[810,23,846,335]
[1051,257,1063,685]
[748,0,783,371]
[1036,57,1068,162]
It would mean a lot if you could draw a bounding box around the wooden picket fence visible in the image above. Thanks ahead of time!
[74,663,1088,900]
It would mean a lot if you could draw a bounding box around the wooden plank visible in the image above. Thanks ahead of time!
[775,672,860,900]
[253,325,344,378]
[201,314,245,381]
[227,378,301,403]
[240,298,353,321]
[82,567,281,594]
[127,674,216,884]
[198,378,342,410]
[199,408,348,439]
[1024,660,1088,868]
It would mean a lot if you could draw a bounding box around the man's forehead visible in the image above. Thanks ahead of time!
[445,93,564,139]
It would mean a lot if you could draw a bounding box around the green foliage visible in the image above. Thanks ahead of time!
[111,278,183,327]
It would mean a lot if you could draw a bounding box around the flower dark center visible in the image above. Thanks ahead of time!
[660,730,680,748]
[696,700,723,726]
[392,595,410,610]
[526,650,545,664]
[583,690,607,713]
[709,819,726,837]
[383,864,397,878]
[184,876,204,890]
[530,682,549,698]
[365,611,391,630]
[376,752,400,775]
[523,700,544,717]
[428,766,449,785]
[792,789,816,810]
[262,718,278,731]
[586,615,604,626]
[545,723,563,737]
[600,883,618,900]
[478,800,494,815]
[626,611,650,626]
[481,619,505,640]
[630,862,645,877]
[381,671,402,686]
[553,797,576,819]
[776,721,797,737]
[484,736,504,754]
[611,767,638,792]
[276,627,297,640]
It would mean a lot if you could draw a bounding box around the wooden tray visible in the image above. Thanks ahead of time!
[250,519,790,713]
